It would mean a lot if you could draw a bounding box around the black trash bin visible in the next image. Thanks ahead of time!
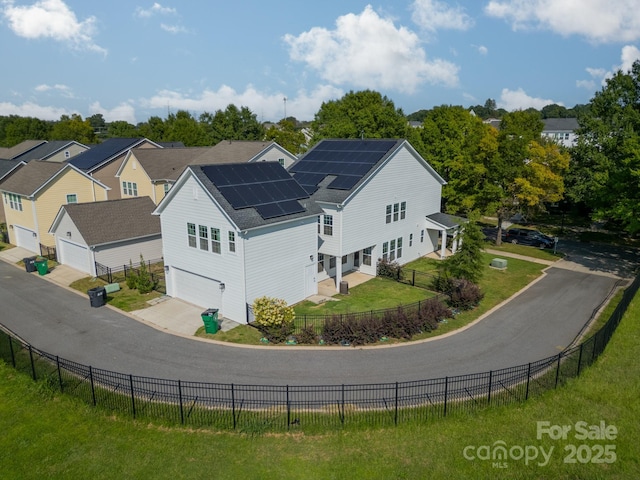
[23,256,37,273]
[87,286,106,308]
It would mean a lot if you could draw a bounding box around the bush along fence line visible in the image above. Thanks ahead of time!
[0,274,637,433]
[95,258,165,294]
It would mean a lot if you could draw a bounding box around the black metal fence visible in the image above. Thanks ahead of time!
[39,244,57,261]
[0,274,637,432]
[95,258,165,294]
[398,268,438,290]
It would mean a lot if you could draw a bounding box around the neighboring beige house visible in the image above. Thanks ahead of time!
[69,138,161,199]
[0,161,109,252]
[116,141,298,205]
[0,160,25,224]
[116,147,212,205]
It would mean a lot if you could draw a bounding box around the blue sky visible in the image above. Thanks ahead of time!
[1,0,639,124]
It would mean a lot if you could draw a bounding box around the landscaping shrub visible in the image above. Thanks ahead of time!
[448,279,484,310]
[376,258,402,280]
[253,296,295,328]
[262,323,294,343]
[125,260,138,290]
[295,325,318,344]
[419,297,451,331]
[431,274,454,295]
[136,255,155,294]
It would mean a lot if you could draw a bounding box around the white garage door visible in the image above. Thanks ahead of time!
[172,268,221,309]
[14,225,39,253]
[58,239,91,274]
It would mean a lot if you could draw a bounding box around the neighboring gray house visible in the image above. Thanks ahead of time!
[0,140,47,160]
[208,140,298,168]
[49,197,162,276]
[11,140,89,163]
[542,118,579,147]
[154,162,322,323]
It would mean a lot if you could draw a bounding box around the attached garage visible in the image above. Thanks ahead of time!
[13,225,39,253]
[57,238,91,274]
[171,268,222,309]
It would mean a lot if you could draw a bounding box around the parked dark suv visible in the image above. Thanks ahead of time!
[503,228,555,248]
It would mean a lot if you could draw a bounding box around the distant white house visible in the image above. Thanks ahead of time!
[289,139,459,291]
[153,162,323,324]
[542,118,579,148]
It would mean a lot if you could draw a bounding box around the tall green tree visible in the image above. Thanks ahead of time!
[265,119,307,154]
[137,116,166,143]
[200,105,265,145]
[2,116,52,146]
[107,121,139,138]
[567,61,640,234]
[310,90,408,144]
[163,110,208,146]
[438,215,485,284]
[488,111,569,243]
[49,114,96,144]
[418,106,498,214]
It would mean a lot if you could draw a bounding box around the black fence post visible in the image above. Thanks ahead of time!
[341,384,345,425]
[577,343,584,376]
[231,384,236,430]
[554,353,562,388]
[412,269,415,286]
[525,363,531,400]
[286,385,290,430]
[443,376,448,417]
[56,356,63,393]
[178,380,184,425]
[89,366,96,406]
[129,374,136,419]
[487,370,493,405]
[394,382,399,426]
[28,345,36,380]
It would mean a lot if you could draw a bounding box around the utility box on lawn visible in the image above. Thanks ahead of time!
[490,258,508,269]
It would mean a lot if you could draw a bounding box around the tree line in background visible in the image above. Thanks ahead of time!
[1,61,639,235]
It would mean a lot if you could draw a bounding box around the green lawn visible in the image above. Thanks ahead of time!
[0,289,638,479]
[484,241,563,261]
[69,277,163,312]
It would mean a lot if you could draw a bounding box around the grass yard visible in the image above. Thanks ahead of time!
[0,289,638,479]
[69,277,163,312]
[484,241,564,261]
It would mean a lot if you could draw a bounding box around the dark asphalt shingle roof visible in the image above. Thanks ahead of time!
[11,141,87,162]
[188,163,323,231]
[0,161,67,196]
[58,197,160,246]
[542,118,579,131]
[0,159,23,181]
[209,140,278,162]
[0,140,47,160]
[69,138,154,172]
[427,212,465,229]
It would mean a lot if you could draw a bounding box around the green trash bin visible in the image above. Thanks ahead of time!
[34,257,48,276]
[201,308,219,334]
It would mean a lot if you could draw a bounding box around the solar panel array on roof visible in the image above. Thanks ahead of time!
[290,140,397,192]
[200,163,309,220]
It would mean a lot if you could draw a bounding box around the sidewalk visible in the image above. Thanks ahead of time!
[484,248,556,266]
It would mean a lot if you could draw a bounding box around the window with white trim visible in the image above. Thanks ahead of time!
[386,202,406,223]
[66,194,77,204]
[385,205,392,224]
[363,247,372,266]
[317,254,324,273]
[278,158,285,167]
[123,181,138,196]
[64,151,70,159]
[420,230,425,243]
[409,233,413,247]
[8,193,22,211]
[390,239,396,261]
[228,231,236,253]
[187,223,196,248]
[397,237,403,259]
[323,215,333,236]
[342,255,347,265]
[400,201,406,220]
[199,225,209,251]
[382,242,389,261]
[211,228,221,254]
[329,256,336,269]
[393,204,399,222]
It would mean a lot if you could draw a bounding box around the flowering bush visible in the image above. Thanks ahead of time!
[252,296,295,329]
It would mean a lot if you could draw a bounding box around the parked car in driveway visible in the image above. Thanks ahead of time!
[504,228,556,248]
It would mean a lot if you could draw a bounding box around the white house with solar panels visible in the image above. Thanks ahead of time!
[290,139,456,291]
[153,162,323,324]
[154,139,460,324]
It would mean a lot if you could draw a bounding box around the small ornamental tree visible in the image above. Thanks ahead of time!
[252,296,295,329]
[136,254,154,294]
[126,260,138,290]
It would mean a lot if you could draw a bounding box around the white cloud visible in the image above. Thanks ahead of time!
[579,45,640,90]
[576,79,596,91]
[0,100,73,120]
[497,88,562,111]
[283,5,459,93]
[473,44,488,55]
[134,3,176,18]
[89,101,137,124]
[34,83,74,98]
[160,23,188,34]
[1,0,106,54]
[140,84,344,121]
[485,0,640,44]
[410,0,474,32]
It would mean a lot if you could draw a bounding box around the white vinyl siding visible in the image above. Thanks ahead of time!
[93,237,163,272]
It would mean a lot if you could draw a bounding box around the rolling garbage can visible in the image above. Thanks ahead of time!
[87,286,106,308]
[24,256,37,273]
[201,308,219,334]
[34,257,48,276]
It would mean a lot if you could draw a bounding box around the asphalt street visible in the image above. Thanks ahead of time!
[0,259,621,386]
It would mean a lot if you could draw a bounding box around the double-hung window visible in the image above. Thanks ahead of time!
[66,194,77,204]
[382,242,389,261]
[363,247,372,266]
[323,215,333,236]
[390,239,396,261]
[199,225,209,251]
[386,205,392,224]
[228,231,236,253]
[187,223,196,248]
[211,228,221,254]
[317,254,325,273]
[397,237,403,259]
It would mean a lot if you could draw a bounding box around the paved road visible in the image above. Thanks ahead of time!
[0,259,622,386]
